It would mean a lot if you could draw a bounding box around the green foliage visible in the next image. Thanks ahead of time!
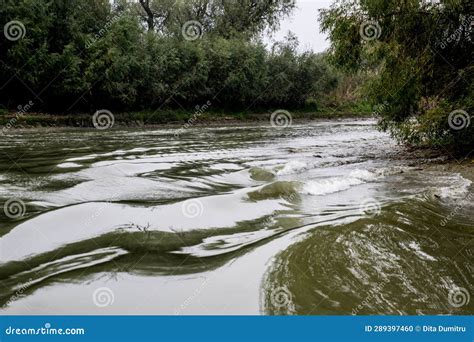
[131,0,295,38]
[320,0,474,153]
[0,0,338,114]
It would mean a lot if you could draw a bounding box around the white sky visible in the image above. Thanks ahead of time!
[121,0,332,52]
[266,0,332,53]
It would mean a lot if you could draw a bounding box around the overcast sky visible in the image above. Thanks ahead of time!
[266,0,332,53]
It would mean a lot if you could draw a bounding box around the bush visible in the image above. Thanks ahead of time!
[320,0,474,154]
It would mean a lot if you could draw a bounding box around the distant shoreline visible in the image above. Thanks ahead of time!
[0,110,373,130]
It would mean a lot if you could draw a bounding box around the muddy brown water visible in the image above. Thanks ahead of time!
[0,120,472,314]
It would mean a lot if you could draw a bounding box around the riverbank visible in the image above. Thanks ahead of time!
[0,106,373,129]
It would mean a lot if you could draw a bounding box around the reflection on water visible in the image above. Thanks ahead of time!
[0,120,472,315]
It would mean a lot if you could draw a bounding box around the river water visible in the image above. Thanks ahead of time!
[0,120,472,315]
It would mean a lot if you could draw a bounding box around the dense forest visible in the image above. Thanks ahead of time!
[0,0,473,154]
[0,0,338,112]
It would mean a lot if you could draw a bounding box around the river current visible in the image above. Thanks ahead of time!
[0,120,472,314]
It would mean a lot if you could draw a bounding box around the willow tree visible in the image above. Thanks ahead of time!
[133,0,295,39]
[320,0,474,154]
[1,0,336,113]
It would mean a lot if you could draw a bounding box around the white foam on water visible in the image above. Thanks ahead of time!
[348,169,377,181]
[302,169,377,196]
[437,174,472,199]
[56,162,82,168]
[276,160,308,176]
[65,155,98,162]
[401,241,437,261]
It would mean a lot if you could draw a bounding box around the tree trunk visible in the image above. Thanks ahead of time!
[139,0,154,31]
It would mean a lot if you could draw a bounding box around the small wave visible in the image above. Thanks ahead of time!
[302,169,377,196]
[401,241,436,261]
[276,160,308,176]
[249,167,275,182]
[247,181,300,201]
[173,230,276,257]
[5,247,128,291]
[349,169,378,181]
[436,174,472,199]
[56,162,82,168]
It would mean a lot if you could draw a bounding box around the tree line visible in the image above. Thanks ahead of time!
[0,0,337,113]
[2,0,470,153]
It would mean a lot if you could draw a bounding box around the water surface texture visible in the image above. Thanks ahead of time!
[0,120,472,314]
